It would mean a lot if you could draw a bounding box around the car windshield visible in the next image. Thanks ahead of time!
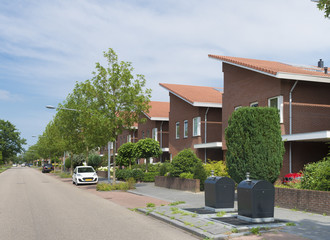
[78,167,94,173]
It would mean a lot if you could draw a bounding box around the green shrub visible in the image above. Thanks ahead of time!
[179,172,194,179]
[88,154,102,170]
[143,172,159,182]
[96,180,135,191]
[301,156,330,191]
[65,158,71,169]
[72,154,85,169]
[225,107,285,183]
[159,162,171,176]
[193,161,208,190]
[131,169,144,182]
[204,160,229,177]
[170,149,201,177]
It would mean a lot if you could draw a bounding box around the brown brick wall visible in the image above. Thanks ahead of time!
[275,188,330,215]
[168,93,222,161]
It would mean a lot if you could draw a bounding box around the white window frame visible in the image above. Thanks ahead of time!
[193,117,201,137]
[184,120,188,138]
[268,95,284,123]
[152,128,158,141]
[127,135,131,143]
[234,106,242,111]
[176,122,180,139]
[250,102,258,107]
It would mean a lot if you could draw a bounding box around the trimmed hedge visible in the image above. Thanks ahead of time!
[225,107,285,184]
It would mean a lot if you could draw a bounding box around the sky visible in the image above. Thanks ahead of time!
[1,0,329,149]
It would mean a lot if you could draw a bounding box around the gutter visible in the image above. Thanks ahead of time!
[204,107,210,163]
[289,80,298,173]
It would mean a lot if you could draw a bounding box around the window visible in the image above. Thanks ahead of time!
[268,96,283,123]
[147,130,150,138]
[127,135,131,142]
[142,131,145,139]
[234,106,242,111]
[152,128,158,141]
[250,102,258,107]
[184,120,188,138]
[193,117,201,136]
[176,122,180,139]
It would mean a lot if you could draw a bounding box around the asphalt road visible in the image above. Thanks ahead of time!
[0,167,198,240]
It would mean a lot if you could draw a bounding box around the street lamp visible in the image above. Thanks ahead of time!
[46,105,80,112]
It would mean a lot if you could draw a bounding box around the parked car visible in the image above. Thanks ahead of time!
[12,163,17,167]
[72,166,98,186]
[283,173,302,184]
[42,164,54,173]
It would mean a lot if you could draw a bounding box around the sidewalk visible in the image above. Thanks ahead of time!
[56,175,330,240]
[128,182,330,240]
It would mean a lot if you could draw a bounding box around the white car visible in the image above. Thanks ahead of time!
[72,166,98,186]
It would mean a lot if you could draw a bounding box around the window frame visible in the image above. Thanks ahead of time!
[184,120,188,138]
[176,122,180,139]
[268,95,284,123]
[250,101,259,107]
[193,117,201,137]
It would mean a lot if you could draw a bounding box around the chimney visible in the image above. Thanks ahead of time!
[318,59,324,68]
[325,67,328,74]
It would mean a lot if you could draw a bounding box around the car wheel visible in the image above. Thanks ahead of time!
[75,180,79,186]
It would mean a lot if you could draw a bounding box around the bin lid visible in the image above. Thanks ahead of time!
[237,179,274,190]
[205,176,235,185]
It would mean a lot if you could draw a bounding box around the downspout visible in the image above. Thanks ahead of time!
[160,121,163,162]
[289,80,298,173]
[204,107,210,163]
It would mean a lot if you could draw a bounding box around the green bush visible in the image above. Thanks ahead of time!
[193,161,208,190]
[204,160,229,177]
[65,158,71,169]
[301,156,330,191]
[116,168,145,182]
[88,154,102,170]
[225,107,285,184]
[170,149,201,177]
[132,169,144,182]
[72,154,85,169]
[143,172,159,182]
[179,172,194,179]
[159,162,171,176]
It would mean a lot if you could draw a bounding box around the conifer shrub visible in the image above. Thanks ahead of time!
[225,107,285,184]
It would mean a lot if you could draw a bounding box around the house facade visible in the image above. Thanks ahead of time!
[137,101,170,162]
[160,83,223,162]
[209,55,330,177]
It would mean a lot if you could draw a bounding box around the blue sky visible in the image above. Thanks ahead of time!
[0,0,329,149]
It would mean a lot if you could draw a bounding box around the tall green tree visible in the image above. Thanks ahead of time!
[0,119,26,163]
[69,48,151,179]
[134,138,162,172]
[315,0,330,18]
[225,107,285,184]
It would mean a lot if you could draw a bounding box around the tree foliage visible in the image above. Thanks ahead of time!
[316,0,330,18]
[169,149,201,177]
[134,138,162,172]
[117,142,136,168]
[0,119,26,162]
[225,107,285,184]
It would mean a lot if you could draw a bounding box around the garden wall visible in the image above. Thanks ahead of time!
[275,187,330,215]
[155,176,200,193]
[97,170,108,179]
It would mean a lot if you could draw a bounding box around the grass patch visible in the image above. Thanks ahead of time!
[0,165,11,173]
[286,222,296,226]
[96,180,135,191]
[216,211,226,217]
[146,203,155,208]
[59,172,72,178]
[231,228,238,233]
[168,201,186,206]
[250,227,260,235]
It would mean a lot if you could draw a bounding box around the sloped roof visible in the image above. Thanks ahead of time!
[143,101,169,121]
[160,83,222,108]
[209,55,330,84]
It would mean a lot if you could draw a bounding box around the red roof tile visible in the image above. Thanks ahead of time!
[144,101,169,119]
[208,55,330,79]
[159,83,223,105]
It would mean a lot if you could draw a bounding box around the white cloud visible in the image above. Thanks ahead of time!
[0,89,22,101]
[1,0,329,146]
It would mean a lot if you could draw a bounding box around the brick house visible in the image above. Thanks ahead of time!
[209,55,330,177]
[160,83,223,162]
[137,101,170,163]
